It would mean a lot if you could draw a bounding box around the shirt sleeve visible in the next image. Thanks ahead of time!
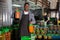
[20,11,22,20]
[30,13,36,24]
[11,11,15,18]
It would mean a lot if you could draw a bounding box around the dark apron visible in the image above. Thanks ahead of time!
[19,13,30,36]
[17,13,30,40]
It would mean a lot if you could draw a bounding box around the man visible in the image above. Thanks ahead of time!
[11,8,21,40]
[12,7,20,25]
[43,13,49,27]
[47,13,51,25]
[18,2,36,39]
[54,16,57,25]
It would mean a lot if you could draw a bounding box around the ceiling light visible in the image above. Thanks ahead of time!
[12,4,21,7]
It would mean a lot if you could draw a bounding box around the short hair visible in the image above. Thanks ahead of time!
[24,2,29,7]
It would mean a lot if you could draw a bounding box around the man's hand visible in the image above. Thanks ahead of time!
[30,22,32,24]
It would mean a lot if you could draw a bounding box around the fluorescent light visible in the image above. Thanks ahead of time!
[12,4,21,7]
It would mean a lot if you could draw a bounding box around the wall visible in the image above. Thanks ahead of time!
[0,0,12,26]
[48,0,58,9]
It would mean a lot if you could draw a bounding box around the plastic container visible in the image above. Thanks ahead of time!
[44,35,47,39]
[0,27,5,40]
[38,35,42,39]
[47,34,52,39]
[15,9,20,19]
[5,32,11,40]
[29,24,34,33]
[4,27,11,40]
[31,34,36,40]
[21,36,31,40]
[52,36,60,39]
[0,30,3,40]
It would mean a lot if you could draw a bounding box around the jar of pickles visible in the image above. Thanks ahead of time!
[44,35,47,40]
[44,27,48,34]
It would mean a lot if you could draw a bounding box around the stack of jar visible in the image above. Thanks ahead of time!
[33,25,60,40]
[48,25,60,34]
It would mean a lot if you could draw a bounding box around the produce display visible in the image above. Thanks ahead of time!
[30,25,60,40]
[0,24,60,40]
[21,24,60,40]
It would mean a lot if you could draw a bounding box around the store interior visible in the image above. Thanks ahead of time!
[0,0,60,40]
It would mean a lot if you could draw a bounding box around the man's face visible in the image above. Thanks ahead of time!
[24,4,29,11]
[15,8,19,10]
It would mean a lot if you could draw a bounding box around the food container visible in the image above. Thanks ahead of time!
[21,36,31,40]
[44,35,47,39]
[29,24,34,33]
[57,26,60,30]
[5,32,11,40]
[44,27,48,34]
[4,27,11,40]
[0,27,5,40]
[41,30,45,34]
[38,35,42,39]
[54,25,57,30]
[48,30,53,34]
[48,36,52,39]
[50,26,53,30]
[53,30,57,34]
[31,34,36,40]
[0,34,5,40]
[15,9,20,19]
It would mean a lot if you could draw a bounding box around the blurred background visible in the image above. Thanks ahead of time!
[0,0,60,40]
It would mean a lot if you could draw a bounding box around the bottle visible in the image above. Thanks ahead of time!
[15,8,20,19]
[38,35,42,40]
[48,36,52,40]
[29,24,34,33]
[35,36,41,40]
[44,35,47,40]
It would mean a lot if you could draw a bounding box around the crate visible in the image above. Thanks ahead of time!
[0,34,5,40]
[21,36,31,40]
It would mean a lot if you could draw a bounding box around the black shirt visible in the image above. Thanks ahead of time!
[44,15,48,21]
